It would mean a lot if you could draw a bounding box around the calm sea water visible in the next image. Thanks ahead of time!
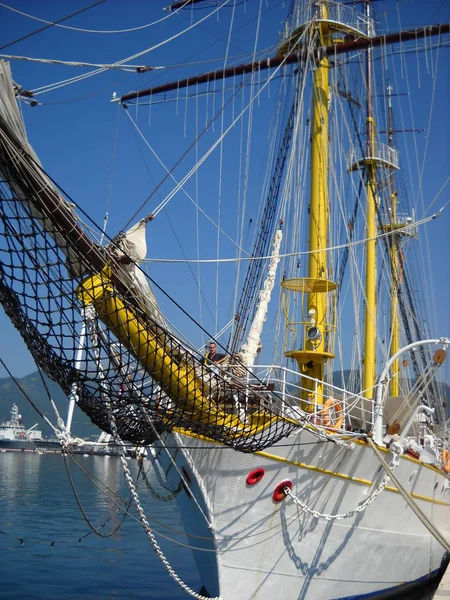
[0,452,441,600]
[0,452,201,600]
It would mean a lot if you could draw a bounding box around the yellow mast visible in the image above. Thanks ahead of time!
[389,191,400,397]
[280,2,375,411]
[362,130,377,398]
[362,0,376,399]
[386,85,400,397]
[282,2,335,410]
[302,8,331,401]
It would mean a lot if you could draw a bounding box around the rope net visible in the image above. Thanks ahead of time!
[0,63,300,452]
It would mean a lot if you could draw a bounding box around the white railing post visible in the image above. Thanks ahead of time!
[66,313,87,433]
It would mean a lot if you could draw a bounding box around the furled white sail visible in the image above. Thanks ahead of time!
[108,217,166,327]
[239,228,283,366]
[0,60,84,276]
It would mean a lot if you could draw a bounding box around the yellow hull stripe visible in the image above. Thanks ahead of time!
[174,429,450,507]
[256,450,450,507]
[349,436,443,474]
[256,449,373,486]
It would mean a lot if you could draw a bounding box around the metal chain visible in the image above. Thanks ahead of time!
[138,456,184,502]
[285,452,400,521]
[84,310,220,598]
[109,413,221,600]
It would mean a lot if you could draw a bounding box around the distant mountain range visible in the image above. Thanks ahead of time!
[0,369,448,438]
[0,371,100,438]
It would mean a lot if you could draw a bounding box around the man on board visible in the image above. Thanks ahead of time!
[202,342,226,364]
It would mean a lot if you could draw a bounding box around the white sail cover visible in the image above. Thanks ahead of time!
[0,61,84,276]
[108,217,166,327]
[0,60,165,326]
[239,228,283,366]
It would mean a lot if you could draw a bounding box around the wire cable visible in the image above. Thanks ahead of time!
[0,0,106,51]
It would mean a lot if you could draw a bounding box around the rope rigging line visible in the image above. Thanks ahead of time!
[62,448,137,538]
[381,7,448,352]
[122,20,314,227]
[213,0,241,334]
[228,0,267,339]
[123,108,249,255]
[228,93,298,355]
[100,104,121,245]
[108,408,221,600]
[140,209,443,264]
[25,0,232,97]
[0,0,106,52]
[0,0,191,35]
[0,49,280,73]
[0,53,158,72]
[366,437,450,553]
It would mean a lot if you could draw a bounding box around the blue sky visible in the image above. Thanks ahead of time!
[0,0,449,379]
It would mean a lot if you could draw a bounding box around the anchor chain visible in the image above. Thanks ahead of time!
[138,456,184,502]
[284,452,400,521]
[109,413,221,600]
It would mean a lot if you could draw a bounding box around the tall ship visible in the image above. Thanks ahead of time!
[0,1,449,598]
[0,403,44,451]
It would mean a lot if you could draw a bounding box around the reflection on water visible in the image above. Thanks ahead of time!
[0,452,201,600]
[0,452,443,600]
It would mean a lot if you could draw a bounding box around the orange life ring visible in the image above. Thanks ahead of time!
[320,398,344,431]
[443,449,450,474]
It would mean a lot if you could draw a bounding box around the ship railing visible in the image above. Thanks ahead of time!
[246,364,375,432]
[286,1,375,40]
[347,141,400,171]
[381,212,417,238]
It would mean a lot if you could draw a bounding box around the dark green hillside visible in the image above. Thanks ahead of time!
[0,371,100,438]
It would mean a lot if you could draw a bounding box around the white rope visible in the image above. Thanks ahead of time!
[146,24,312,218]
[214,0,239,332]
[30,0,232,96]
[0,0,190,34]
[109,414,221,600]
[381,8,445,342]
[141,209,443,263]
[367,437,450,553]
[228,0,264,337]
[0,52,159,72]
[124,109,249,255]
[0,50,280,74]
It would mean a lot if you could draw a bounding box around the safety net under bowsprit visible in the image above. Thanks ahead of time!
[0,60,300,453]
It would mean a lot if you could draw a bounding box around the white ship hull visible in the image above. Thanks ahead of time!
[157,429,450,599]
